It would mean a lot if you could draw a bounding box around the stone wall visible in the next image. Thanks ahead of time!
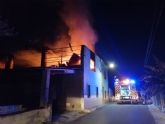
[0,107,51,124]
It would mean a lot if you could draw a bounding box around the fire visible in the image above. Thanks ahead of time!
[0,61,5,69]
[45,46,81,67]
[90,59,95,71]
[14,50,41,67]
[0,0,97,68]
[41,0,97,68]
[13,46,81,68]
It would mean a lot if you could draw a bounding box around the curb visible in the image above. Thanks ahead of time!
[51,104,107,124]
[148,104,165,124]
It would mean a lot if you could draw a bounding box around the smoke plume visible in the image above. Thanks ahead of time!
[60,0,97,52]
[0,0,97,68]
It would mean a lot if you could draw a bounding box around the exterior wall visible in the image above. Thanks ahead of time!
[0,45,110,118]
[0,106,51,124]
[49,69,84,111]
[0,69,43,110]
[82,46,109,109]
[151,90,165,112]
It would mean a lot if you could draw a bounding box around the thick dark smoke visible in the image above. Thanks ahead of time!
[0,0,70,51]
[61,0,97,51]
[0,0,97,67]
[0,0,70,67]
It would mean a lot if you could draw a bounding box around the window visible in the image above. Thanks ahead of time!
[90,59,95,70]
[87,85,91,98]
[96,87,99,97]
[90,52,96,71]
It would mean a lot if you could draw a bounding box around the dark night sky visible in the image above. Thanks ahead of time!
[0,0,165,79]
[90,0,165,78]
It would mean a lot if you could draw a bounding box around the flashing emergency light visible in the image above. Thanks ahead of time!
[114,78,119,84]
[123,79,130,85]
[115,81,118,84]
[130,79,136,84]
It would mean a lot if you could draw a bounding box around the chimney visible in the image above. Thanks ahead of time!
[5,55,14,69]
[41,47,47,67]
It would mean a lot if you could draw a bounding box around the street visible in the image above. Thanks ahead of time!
[69,104,155,124]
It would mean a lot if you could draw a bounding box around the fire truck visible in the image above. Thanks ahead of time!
[115,78,139,104]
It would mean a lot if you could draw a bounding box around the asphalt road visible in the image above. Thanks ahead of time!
[69,104,155,124]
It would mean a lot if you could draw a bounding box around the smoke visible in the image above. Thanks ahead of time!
[1,0,97,50]
[43,0,98,67]
[60,0,97,52]
[0,0,97,68]
[45,0,98,51]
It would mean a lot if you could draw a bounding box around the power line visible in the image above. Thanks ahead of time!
[144,0,164,65]
[144,8,157,65]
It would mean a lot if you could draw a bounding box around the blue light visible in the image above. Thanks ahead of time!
[115,81,118,84]
[130,79,136,84]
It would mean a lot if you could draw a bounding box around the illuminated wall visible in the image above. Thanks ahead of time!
[0,45,110,113]
[82,46,109,109]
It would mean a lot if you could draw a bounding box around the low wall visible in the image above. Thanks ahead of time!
[84,95,105,110]
[152,92,165,112]
[66,97,84,111]
[0,107,51,124]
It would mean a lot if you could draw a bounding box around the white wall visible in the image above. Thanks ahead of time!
[0,107,51,124]
[82,46,109,109]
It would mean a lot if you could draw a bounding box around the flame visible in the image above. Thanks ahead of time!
[13,46,81,68]
[90,59,95,71]
[45,46,81,67]
[0,61,5,69]
[44,0,97,67]
[14,50,41,67]
[4,0,97,68]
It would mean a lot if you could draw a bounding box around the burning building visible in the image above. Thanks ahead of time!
[0,45,110,116]
[0,0,111,123]
[40,45,110,111]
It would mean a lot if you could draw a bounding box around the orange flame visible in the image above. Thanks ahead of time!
[14,50,41,67]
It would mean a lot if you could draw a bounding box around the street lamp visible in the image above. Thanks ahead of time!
[109,62,115,69]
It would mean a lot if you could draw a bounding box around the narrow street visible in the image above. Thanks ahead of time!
[69,104,155,124]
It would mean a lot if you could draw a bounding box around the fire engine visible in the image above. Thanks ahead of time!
[115,78,139,104]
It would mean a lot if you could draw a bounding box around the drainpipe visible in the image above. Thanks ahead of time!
[5,55,14,69]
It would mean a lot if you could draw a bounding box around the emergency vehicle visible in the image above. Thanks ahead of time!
[115,78,139,104]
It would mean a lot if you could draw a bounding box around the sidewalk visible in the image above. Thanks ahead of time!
[52,111,87,124]
[148,104,165,124]
[51,104,107,124]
